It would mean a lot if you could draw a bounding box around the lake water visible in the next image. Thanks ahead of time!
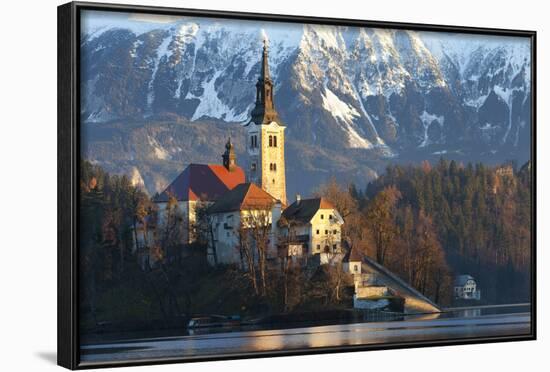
[80,305,531,365]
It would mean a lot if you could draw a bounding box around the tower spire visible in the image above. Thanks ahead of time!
[246,40,287,205]
[250,37,280,125]
[261,38,271,81]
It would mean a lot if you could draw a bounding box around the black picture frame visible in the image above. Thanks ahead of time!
[58,1,537,369]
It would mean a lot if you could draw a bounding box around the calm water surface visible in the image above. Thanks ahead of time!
[80,305,531,364]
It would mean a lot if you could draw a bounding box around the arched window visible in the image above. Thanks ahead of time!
[273,135,277,147]
[269,135,273,147]
[269,163,273,171]
[250,136,254,149]
[273,163,277,171]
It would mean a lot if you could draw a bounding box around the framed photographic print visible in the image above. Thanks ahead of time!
[58,1,536,369]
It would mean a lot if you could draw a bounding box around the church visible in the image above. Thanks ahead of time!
[152,40,344,267]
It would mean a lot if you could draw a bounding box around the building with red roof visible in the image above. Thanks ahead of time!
[154,163,245,203]
[154,138,246,244]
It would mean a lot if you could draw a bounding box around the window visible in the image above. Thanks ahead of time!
[269,163,273,171]
[320,214,324,219]
[354,264,358,272]
[273,135,277,147]
[316,229,320,235]
[250,136,254,149]
[269,135,273,147]
[333,229,337,234]
[272,179,275,184]
[329,214,333,220]
[316,244,321,251]
[273,163,276,171]
[325,230,328,235]
[333,244,337,251]
[224,215,234,229]
[251,163,257,172]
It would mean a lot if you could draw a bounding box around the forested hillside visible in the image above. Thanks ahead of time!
[340,159,531,304]
[78,158,531,333]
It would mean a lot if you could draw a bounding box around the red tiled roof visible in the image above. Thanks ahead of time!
[318,198,336,209]
[154,163,245,203]
[207,183,277,214]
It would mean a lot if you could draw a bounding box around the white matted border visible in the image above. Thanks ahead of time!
[1,0,545,371]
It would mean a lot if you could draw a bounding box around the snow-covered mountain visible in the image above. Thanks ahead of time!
[423,32,531,149]
[80,12,531,194]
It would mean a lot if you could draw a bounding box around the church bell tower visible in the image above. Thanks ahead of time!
[246,39,287,205]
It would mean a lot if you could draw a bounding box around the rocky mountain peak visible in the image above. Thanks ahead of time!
[80,13,531,195]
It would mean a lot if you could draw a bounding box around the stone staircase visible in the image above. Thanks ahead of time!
[352,257,441,314]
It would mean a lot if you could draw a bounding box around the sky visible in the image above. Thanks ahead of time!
[81,9,531,58]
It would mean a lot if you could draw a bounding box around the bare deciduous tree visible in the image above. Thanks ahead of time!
[235,210,272,297]
[236,221,259,296]
[193,202,218,266]
[364,186,401,265]
[314,177,357,219]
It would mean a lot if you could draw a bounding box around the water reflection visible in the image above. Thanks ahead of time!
[306,326,344,348]
[250,331,285,350]
[454,308,482,318]
[80,305,531,364]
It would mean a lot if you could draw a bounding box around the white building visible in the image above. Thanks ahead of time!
[206,182,279,266]
[454,275,481,300]
[278,196,344,264]
[343,244,362,276]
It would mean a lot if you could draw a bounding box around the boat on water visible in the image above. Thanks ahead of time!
[187,315,241,329]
